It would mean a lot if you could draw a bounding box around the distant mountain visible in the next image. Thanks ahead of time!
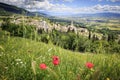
[95,13,120,18]
[0,2,46,16]
[0,2,31,16]
[72,12,120,18]
[31,12,50,18]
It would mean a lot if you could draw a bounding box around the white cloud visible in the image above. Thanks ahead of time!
[48,4,120,14]
[92,4,120,13]
[98,0,120,2]
[110,0,120,2]
[98,0,103,1]
[63,0,74,2]
[24,0,52,11]
[51,4,120,14]
[0,0,120,14]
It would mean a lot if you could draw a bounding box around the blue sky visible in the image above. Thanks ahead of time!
[51,0,120,7]
[0,0,120,15]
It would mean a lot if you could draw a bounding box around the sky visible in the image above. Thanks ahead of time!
[0,0,120,15]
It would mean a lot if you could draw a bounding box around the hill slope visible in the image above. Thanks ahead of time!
[0,2,34,16]
[0,2,48,17]
[0,29,120,80]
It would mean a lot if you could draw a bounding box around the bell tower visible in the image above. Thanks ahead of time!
[71,21,73,27]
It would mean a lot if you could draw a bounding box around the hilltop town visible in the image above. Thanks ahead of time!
[0,15,103,40]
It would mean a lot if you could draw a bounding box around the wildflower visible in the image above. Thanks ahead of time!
[40,63,47,70]
[85,62,94,69]
[53,60,59,65]
[15,59,21,62]
[20,61,23,64]
[4,67,8,70]
[48,48,52,52]
[106,78,110,80]
[16,62,19,65]
[52,56,59,61]
[52,56,60,65]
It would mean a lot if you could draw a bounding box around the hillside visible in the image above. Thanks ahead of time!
[0,2,48,17]
[0,29,120,80]
[0,2,29,16]
[0,1,120,80]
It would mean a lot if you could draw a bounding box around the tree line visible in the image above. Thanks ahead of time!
[1,19,120,54]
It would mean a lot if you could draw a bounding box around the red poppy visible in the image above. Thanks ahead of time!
[53,60,59,65]
[52,56,59,61]
[52,56,60,65]
[85,62,94,69]
[40,63,47,70]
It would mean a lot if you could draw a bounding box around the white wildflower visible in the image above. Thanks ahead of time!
[20,61,23,64]
[15,59,21,62]
[48,48,52,52]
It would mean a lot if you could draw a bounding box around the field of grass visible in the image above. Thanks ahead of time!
[0,30,120,80]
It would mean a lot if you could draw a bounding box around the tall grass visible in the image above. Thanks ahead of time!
[0,30,120,80]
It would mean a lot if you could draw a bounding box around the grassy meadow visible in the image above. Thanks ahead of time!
[0,29,120,80]
[0,1,120,80]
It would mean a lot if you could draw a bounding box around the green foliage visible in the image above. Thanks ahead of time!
[0,10,13,16]
[1,22,36,39]
[38,29,120,54]
[48,30,90,52]
[0,32,120,80]
[40,34,50,43]
[1,21,120,54]
[108,41,120,53]
[107,33,118,42]
[49,18,85,27]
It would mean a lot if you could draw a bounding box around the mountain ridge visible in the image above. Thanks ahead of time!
[0,2,43,16]
[0,2,30,15]
[73,12,120,18]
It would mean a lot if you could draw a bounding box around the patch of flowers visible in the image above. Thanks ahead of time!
[39,55,60,70]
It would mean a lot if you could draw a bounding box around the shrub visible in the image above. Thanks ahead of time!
[1,22,36,39]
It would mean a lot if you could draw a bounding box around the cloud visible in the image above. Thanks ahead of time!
[63,0,74,2]
[50,4,120,14]
[98,0,120,2]
[0,0,120,14]
[48,4,120,14]
[109,0,120,2]
[92,4,120,13]
[24,0,52,11]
